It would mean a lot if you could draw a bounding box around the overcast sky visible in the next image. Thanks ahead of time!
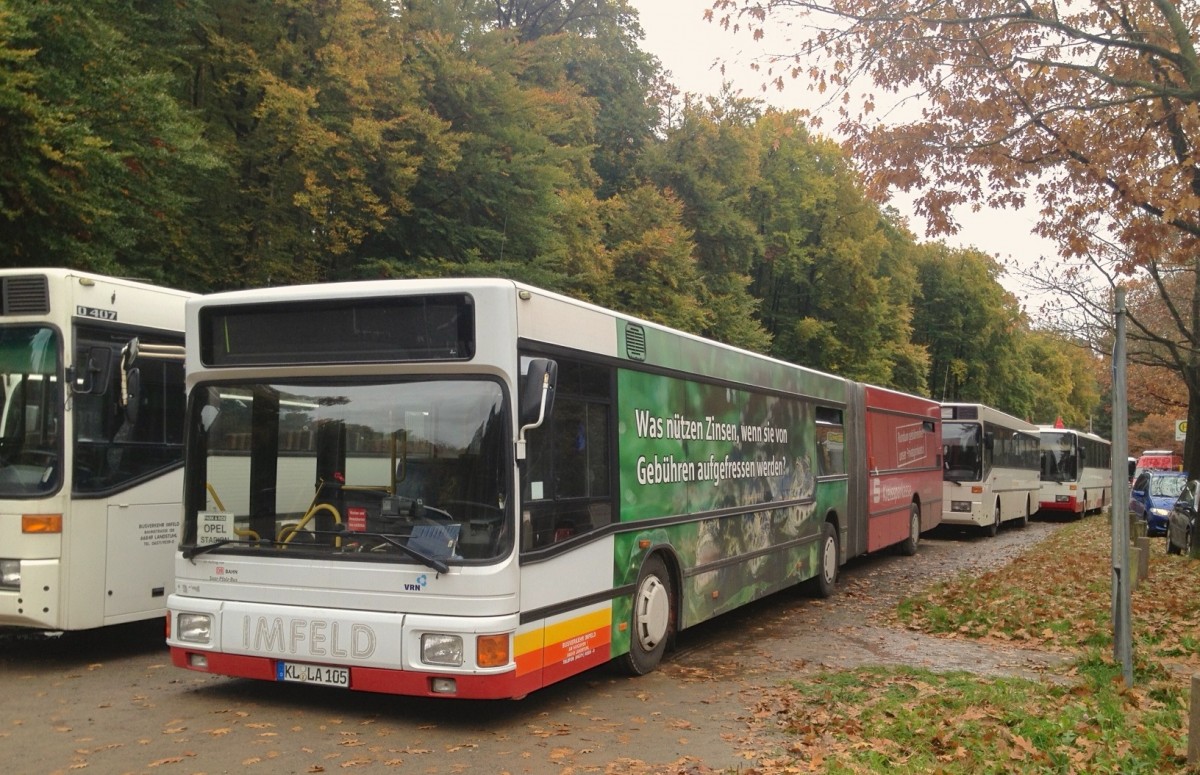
[628,0,1053,305]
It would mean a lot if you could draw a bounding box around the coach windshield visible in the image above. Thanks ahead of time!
[942,421,983,482]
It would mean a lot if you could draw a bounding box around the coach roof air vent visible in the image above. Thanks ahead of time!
[2,275,50,316]
[624,323,646,362]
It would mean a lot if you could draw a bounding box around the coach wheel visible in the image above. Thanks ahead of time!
[987,503,1001,537]
[899,503,920,556]
[621,554,674,676]
[811,521,839,598]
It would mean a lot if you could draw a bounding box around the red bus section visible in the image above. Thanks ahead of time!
[1134,450,1183,477]
[859,386,943,553]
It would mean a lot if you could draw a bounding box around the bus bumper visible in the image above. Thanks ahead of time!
[941,501,986,527]
[168,647,542,699]
[0,558,63,630]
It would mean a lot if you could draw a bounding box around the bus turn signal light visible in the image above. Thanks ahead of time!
[22,514,62,534]
[476,634,510,668]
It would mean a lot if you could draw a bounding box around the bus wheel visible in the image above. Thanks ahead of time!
[1017,499,1030,528]
[810,522,839,598]
[987,504,1001,537]
[622,555,673,676]
[898,503,920,556]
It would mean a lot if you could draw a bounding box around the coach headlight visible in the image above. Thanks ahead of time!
[421,633,464,666]
[176,612,213,644]
[950,501,973,513]
[0,559,19,589]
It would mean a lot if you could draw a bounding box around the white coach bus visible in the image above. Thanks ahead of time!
[941,403,1040,536]
[0,269,192,630]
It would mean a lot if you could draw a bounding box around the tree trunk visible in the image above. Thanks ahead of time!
[1185,393,1200,477]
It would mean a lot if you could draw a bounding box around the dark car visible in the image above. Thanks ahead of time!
[1129,470,1187,537]
[1167,479,1199,555]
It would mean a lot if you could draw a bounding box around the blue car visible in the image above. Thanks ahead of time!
[1130,470,1188,536]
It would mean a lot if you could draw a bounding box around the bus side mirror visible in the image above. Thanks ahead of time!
[519,359,557,428]
[69,346,114,395]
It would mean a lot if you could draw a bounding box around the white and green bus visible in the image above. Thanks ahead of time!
[0,269,192,630]
[168,279,942,698]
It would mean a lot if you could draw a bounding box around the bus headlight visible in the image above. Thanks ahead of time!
[0,559,19,589]
[176,613,213,644]
[421,633,464,666]
[950,501,972,513]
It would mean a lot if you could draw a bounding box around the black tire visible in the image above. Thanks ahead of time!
[620,555,673,676]
[986,503,1001,537]
[810,522,839,598]
[1017,498,1030,528]
[898,502,920,556]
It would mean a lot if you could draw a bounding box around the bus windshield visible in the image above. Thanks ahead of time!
[1039,431,1077,482]
[942,421,983,482]
[185,379,510,564]
[0,326,61,496]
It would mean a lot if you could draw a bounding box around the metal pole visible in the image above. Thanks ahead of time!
[1111,287,1133,687]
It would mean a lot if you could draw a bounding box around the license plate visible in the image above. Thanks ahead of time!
[276,661,350,688]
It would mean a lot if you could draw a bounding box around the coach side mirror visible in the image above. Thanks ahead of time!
[69,346,114,396]
[123,367,141,425]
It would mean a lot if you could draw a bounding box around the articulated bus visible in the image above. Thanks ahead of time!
[941,403,1041,536]
[1037,427,1113,518]
[0,269,193,630]
[167,279,941,699]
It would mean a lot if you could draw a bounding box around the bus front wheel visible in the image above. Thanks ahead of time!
[810,522,839,598]
[621,555,673,676]
[987,503,1001,537]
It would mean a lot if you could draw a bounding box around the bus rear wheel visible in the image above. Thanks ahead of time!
[809,522,839,598]
[621,555,673,676]
[898,503,920,556]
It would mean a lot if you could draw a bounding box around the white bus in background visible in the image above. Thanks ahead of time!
[941,403,1041,536]
[0,269,193,631]
[1037,426,1112,519]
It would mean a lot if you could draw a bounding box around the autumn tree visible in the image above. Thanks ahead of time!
[710,0,1200,468]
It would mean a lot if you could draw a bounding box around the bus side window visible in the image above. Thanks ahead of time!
[815,407,845,476]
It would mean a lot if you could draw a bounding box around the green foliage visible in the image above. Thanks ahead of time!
[0,0,1108,425]
[0,0,218,284]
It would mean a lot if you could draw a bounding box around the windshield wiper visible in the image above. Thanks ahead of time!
[331,526,450,574]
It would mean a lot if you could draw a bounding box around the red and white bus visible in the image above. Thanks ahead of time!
[167,279,941,699]
[1037,426,1112,518]
[1133,449,1184,481]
